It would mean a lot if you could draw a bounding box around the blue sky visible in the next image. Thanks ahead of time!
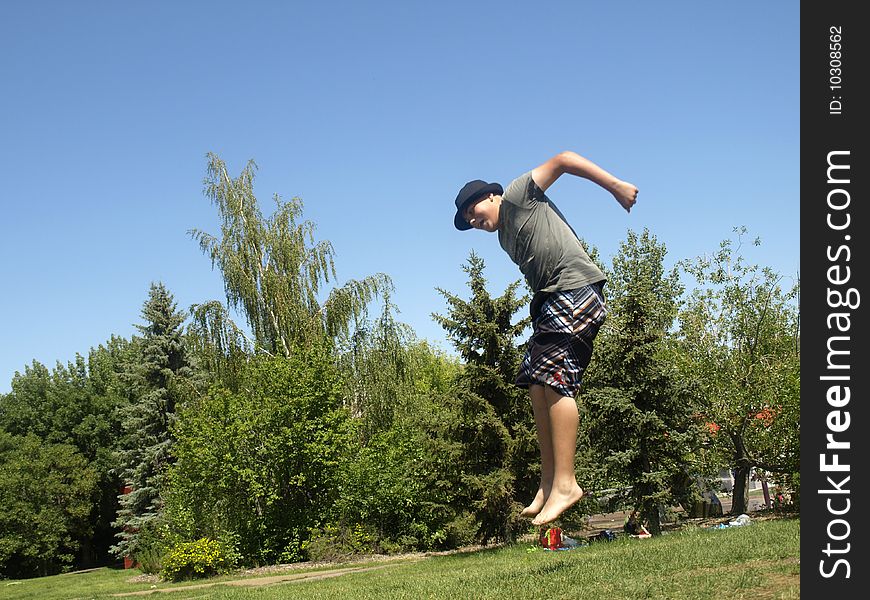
[0,1,798,392]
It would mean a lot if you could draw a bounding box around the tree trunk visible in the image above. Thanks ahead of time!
[729,431,751,515]
[761,478,771,509]
[638,470,662,535]
[643,505,662,536]
[731,464,751,514]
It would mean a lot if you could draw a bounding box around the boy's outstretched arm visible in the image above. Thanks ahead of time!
[531,151,638,212]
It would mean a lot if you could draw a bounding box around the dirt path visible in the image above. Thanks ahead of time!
[113,562,415,596]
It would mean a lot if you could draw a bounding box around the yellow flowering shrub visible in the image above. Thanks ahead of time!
[160,538,234,581]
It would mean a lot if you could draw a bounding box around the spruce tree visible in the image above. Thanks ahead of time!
[583,229,701,535]
[111,283,193,559]
[434,252,529,426]
[432,252,534,542]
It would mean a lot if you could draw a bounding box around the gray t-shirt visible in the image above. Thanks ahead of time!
[498,171,605,298]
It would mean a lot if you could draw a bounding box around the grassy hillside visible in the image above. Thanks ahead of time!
[3,516,799,600]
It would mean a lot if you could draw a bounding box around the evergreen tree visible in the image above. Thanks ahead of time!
[583,229,701,534]
[434,253,529,421]
[432,252,534,543]
[112,283,193,559]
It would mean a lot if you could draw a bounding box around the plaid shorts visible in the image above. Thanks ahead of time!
[516,283,607,398]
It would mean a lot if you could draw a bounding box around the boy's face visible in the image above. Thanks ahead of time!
[463,193,501,232]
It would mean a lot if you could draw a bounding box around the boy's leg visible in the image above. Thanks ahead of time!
[531,384,584,526]
[520,384,554,517]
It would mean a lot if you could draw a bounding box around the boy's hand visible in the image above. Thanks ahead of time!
[612,181,639,212]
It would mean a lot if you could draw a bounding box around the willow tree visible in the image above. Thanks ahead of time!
[188,153,391,365]
[336,293,417,439]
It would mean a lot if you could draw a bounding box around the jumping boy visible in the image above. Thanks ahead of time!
[452,151,638,525]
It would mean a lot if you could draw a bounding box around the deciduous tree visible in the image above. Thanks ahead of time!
[0,433,98,578]
[165,349,353,564]
[677,228,800,513]
[0,337,137,568]
[188,153,391,368]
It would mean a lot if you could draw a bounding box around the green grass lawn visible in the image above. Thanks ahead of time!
[2,517,799,600]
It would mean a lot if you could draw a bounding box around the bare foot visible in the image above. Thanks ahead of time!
[520,488,547,518]
[612,181,638,213]
[531,485,584,526]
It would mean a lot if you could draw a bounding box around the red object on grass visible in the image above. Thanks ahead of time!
[540,527,563,549]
